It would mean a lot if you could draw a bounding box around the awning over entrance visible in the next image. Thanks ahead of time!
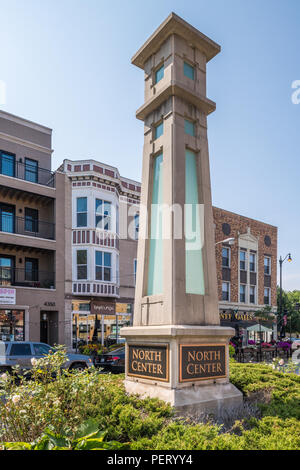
[246,324,272,333]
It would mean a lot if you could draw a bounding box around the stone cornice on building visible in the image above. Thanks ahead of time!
[131,12,221,69]
[62,159,141,201]
[0,110,52,134]
[213,206,277,230]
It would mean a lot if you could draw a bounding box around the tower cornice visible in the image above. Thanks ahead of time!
[131,12,221,69]
[136,82,216,120]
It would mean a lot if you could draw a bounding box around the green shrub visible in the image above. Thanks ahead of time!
[1,351,299,450]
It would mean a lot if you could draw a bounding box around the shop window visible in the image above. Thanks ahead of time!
[0,310,24,341]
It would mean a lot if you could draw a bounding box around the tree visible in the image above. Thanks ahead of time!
[277,287,300,334]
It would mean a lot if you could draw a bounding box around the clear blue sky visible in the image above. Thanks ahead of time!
[1,0,299,290]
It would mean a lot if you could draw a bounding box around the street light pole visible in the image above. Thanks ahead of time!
[278,253,292,338]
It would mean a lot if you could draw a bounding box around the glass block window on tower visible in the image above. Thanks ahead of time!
[155,64,164,84]
[184,62,195,80]
[155,121,164,140]
[184,119,195,137]
[185,149,205,295]
[147,153,163,296]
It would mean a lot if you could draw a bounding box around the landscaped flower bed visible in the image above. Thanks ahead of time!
[0,349,299,450]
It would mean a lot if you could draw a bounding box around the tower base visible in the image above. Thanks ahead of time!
[121,325,243,419]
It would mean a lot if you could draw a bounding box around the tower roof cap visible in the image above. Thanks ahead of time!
[131,12,221,69]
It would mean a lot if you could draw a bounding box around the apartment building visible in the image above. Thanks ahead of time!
[60,159,140,347]
[0,111,72,346]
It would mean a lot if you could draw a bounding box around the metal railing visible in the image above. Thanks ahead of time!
[0,267,55,289]
[0,155,55,188]
[0,213,55,240]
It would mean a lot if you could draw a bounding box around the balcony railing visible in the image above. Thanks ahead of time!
[0,156,55,188]
[0,268,55,289]
[0,213,55,240]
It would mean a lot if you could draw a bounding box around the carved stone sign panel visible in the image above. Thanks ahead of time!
[127,344,169,382]
[179,344,227,382]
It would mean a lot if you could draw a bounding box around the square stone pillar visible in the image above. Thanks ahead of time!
[121,13,242,417]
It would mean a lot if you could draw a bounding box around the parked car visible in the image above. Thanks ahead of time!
[291,339,300,350]
[106,335,126,347]
[95,346,125,373]
[0,341,94,374]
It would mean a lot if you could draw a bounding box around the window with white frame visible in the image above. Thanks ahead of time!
[264,287,271,305]
[77,197,87,227]
[240,284,246,303]
[222,247,230,268]
[134,214,139,241]
[250,285,256,304]
[222,282,230,301]
[249,252,256,272]
[240,250,246,271]
[264,256,271,275]
[95,251,112,282]
[95,199,111,231]
[77,250,87,280]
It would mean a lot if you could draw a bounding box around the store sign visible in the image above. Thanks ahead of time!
[127,344,169,382]
[91,301,116,316]
[220,312,255,322]
[0,288,16,305]
[179,344,227,382]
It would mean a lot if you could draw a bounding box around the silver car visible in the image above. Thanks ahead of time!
[0,341,93,374]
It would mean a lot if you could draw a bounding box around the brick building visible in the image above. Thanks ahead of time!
[214,206,277,332]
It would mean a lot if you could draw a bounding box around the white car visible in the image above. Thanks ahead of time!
[291,339,300,350]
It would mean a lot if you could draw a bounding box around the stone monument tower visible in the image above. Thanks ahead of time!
[121,13,242,415]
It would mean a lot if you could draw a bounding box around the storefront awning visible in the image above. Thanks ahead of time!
[246,324,272,333]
